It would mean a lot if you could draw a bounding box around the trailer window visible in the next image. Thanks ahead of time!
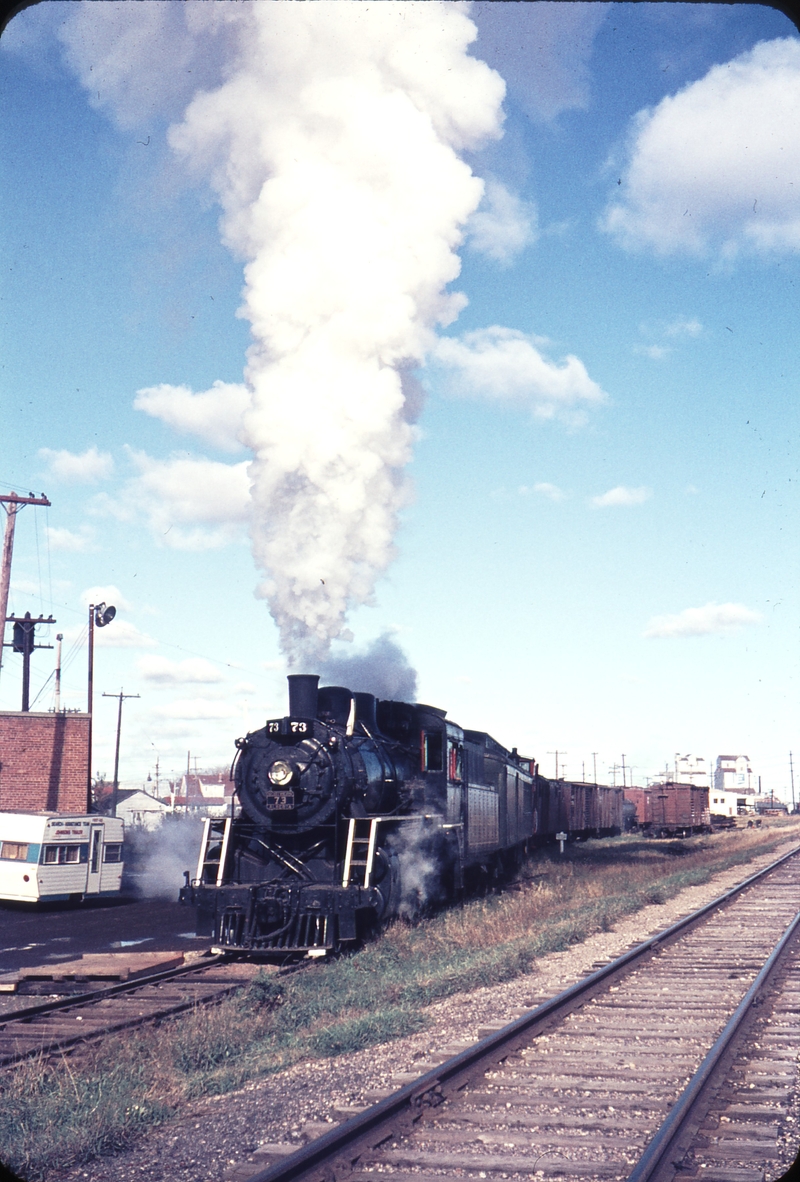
[103,843,123,863]
[41,844,89,865]
[421,731,443,772]
[0,842,28,861]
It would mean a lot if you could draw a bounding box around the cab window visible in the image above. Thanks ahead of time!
[421,731,443,772]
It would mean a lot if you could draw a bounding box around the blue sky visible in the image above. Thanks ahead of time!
[1,2,798,801]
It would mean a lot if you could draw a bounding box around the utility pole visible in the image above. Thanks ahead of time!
[621,754,627,789]
[0,492,51,684]
[790,752,796,814]
[548,750,565,779]
[102,690,140,817]
[54,633,63,712]
[592,752,598,785]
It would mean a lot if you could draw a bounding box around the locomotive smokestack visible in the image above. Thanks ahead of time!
[288,674,319,719]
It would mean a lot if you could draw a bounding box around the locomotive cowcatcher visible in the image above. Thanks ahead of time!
[180,674,623,958]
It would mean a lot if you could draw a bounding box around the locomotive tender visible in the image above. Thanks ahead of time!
[181,675,623,958]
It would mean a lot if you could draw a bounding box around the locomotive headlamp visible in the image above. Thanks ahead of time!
[268,760,294,787]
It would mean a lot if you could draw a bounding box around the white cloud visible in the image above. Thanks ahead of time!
[46,526,96,553]
[517,482,566,501]
[533,482,565,501]
[133,381,251,453]
[432,326,606,421]
[63,616,157,649]
[633,344,670,361]
[644,602,762,639]
[9,578,40,596]
[38,446,114,484]
[635,316,702,361]
[80,584,133,612]
[95,620,158,649]
[162,697,241,721]
[602,38,800,259]
[467,179,537,264]
[124,450,251,550]
[664,317,702,338]
[591,485,651,507]
[136,655,225,685]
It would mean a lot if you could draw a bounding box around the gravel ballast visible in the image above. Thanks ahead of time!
[51,835,800,1182]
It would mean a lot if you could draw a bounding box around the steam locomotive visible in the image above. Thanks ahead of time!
[180,675,623,958]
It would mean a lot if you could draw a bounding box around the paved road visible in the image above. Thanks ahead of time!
[0,893,209,974]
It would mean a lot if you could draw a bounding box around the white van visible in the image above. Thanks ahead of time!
[0,812,125,903]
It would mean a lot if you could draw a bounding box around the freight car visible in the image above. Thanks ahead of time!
[181,675,623,958]
[623,783,711,838]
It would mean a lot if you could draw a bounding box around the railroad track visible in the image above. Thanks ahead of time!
[0,954,256,1067]
[238,846,800,1182]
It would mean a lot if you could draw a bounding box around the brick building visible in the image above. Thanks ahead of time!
[0,711,89,813]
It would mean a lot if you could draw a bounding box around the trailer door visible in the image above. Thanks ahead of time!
[85,824,104,895]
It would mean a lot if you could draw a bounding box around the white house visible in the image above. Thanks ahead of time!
[675,755,709,787]
[709,788,756,817]
[715,755,754,793]
[110,789,170,831]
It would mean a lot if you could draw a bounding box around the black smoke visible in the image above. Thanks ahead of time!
[317,633,417,702]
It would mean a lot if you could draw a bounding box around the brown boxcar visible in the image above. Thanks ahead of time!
[624,782,709,836]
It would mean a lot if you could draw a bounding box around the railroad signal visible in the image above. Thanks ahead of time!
[94,603,116,628]
[4,611,56,711]
[12,615,34,655]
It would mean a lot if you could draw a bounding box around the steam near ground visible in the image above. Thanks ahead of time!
[387,813,444,918]
[318,633,418,702]
[123,815,206,900]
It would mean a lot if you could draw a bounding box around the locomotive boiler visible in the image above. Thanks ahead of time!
[180,674,623,958]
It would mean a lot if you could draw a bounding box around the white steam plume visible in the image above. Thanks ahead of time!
[165,3,505,664]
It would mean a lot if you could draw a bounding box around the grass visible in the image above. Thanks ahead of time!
[2,819,799,1180]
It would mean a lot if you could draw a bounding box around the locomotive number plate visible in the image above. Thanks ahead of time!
[265,790,295,811]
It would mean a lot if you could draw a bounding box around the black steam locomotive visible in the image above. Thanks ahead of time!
[180,675,623,958]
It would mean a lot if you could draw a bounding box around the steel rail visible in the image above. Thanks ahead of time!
[626,903,800,1182]
[242,842,800,1182]
[0,952,228,1025]
[0,953,242,1066]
